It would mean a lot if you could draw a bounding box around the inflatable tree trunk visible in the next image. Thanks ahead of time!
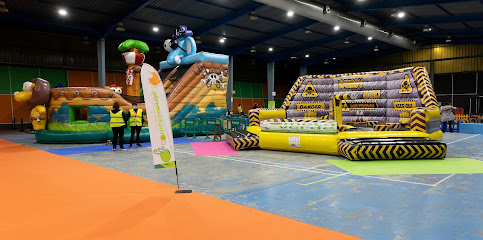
[119,39,149,97]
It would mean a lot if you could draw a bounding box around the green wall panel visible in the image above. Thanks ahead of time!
[0,66,10,94]
[239,81,252,98]
[275,99,283,108]
[9,67,40,93]
[40,69,68,88]
[250,82,264,98]
[233,81,241,97]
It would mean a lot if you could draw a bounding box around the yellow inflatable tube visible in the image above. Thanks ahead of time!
[248,126,443,156]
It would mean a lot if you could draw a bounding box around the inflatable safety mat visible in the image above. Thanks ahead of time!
[226,130,259,150]
[338,137,446,160]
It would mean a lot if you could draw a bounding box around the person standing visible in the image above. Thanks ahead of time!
[252,102,259,109]
[441,101,456,133]
[127,102,144,148]
[237,103,243,115]
[110,102,127,151]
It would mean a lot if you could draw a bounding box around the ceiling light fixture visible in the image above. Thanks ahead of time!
[287,11,294,17]
[423,25,432,32]
[305,54,310,58]
[250,46,256,53]
[397,12,405,18]
[268,47,273,52]
[82,37,90,45]
[152,27,159,32]
[0,1,9,13]
[344,38,350,44]
[291,56,297,59]
[305,27,312,34]
[58,8,68,16]
[324,59,329,64]
[116,22,125,32]
[249,11,258,21]
[219,38,225,43]
[446,36,452,43]
[195,36,202,44]
[367,36,373,40]
[334,25,340,31]
[332,57,336,60]
[374,46,379,52]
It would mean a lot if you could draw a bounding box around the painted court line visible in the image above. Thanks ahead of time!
[176,150,343,176]
[432,174,455,187]
[297,173,350,186]
[446,134,480,145]
[362,176,435,186]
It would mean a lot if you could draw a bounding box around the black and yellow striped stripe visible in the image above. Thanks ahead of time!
[249,109,260,127]
[413,67,439,109]
[366,121,379,127]
[373,125,390,131]
[410,108,426,132]
[338,139,446,161]
[281,76,305,109]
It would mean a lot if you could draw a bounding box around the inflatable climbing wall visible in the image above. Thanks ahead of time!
[281,67,438,124]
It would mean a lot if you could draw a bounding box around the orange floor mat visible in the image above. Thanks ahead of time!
[0,139,361,240]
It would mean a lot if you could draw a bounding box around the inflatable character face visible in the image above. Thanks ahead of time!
[164,25,197,68]
[106,85,123,94]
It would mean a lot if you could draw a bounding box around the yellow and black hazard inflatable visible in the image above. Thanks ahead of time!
[226,130,259,150]
[338,138,446,160]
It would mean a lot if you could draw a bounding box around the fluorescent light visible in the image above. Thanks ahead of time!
[367,36,373,40]
[334,25,340,31]
[397,12,405,18]
[287,11,294,17]
[219,38,225,43]
[268,47,273,52]
[58,8,68,16]
[305,54,310,58]
[332,57,336,60]
[153,27,159,32]
[223,37,227,40]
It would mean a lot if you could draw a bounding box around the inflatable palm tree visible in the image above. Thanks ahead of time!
[118,39,150,97]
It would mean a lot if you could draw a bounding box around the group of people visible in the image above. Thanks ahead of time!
[236,103,259,115]
[110,102,144,151]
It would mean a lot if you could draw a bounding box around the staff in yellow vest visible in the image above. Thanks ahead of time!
[110,102,127,151]
[127,102,144,148]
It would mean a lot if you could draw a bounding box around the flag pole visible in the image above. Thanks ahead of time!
[174,161,192,194]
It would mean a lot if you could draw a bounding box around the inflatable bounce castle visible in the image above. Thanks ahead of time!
[227,67,447,161]
[13,26,229,142]
[159,25,229,136]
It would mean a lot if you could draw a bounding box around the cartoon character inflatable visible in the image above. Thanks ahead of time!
[118,39,149,96]
[163,25,197,68]
[105,84,123,94]
[13,78,51,130]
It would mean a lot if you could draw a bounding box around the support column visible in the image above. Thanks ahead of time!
[227,56,234,112]
[267,62,275,102]
[97,38,106,87]
[300,65,307,76]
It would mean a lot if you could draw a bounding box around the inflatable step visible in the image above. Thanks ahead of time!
[226,130,259,150]
[338,137,446,160]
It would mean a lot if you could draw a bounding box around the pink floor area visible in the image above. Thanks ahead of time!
[190,142,240,156]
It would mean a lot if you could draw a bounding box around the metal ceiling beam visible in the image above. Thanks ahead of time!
[0,13,98,34]
[304,41,379,66]
[385,14,483,26]
[195,2,264,36]
[272,32,356,61]
[102,0,153,37]
[231,19,318,55]
[254,0,419,50]
[349,0,467,11]
[412,29,483,36]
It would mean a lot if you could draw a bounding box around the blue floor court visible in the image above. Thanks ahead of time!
[1,131,482,240]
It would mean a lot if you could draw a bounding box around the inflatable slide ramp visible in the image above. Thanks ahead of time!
[338,137,446,160]
[226,130,259,150]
